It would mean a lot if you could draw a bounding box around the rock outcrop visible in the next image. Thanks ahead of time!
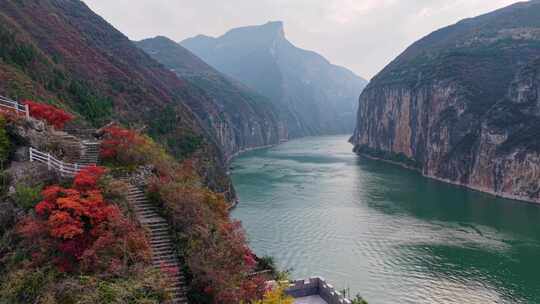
[181,21,367,138]
[351,1,540,203]
[136,37,285,160]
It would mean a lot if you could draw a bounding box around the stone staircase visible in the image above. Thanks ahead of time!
[126,183,189,304]
[78,141,100,166]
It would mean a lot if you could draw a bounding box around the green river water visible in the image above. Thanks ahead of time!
[230,135,540,304]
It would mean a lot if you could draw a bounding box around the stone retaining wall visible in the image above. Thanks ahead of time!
[285,277,352,304]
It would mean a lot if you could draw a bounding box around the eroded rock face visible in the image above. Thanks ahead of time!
[351,1,540,203]
[468,59,540,201]
[6,161,56,188]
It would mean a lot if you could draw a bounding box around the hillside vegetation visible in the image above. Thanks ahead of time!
[0,0,231,198]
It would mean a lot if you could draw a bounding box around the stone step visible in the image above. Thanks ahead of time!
[143,220,168,226]
[152,242,174,249]
[150,238,173,244]
[150,234,171,240]
[150,226,169,233]
[153,252,177,259]
[145,223,169,230]
[153,259,179,265]
[153,248,175,256]
[133,204,152,208]
[133,201,153,207]
[151,243,174,250]
[152,244,174,252]
[153,257,180,264]
[149,232,171,238]
[141,216,166,223]
[128,192,146,197]
[137,208,158,214]
[136,207,159,213]
[139,213,160,219]
[153,258,179,265]
[150,232,170,238]
[136,211,156,215]
[151,237,173,245]
[137,212,161,217]
[126,183,188,304]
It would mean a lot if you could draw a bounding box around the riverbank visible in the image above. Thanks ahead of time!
[355,152,539,205]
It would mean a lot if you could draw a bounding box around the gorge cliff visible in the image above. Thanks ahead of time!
[136,36,285,159]
[351,0,540,203]
[181,21,367,138]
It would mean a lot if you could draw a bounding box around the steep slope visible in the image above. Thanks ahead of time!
[181,21,368,138]
[0,0,231,197]
[351,0,540,202]
[136,36,285,159]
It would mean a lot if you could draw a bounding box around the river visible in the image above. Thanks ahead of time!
[230,135,540,304]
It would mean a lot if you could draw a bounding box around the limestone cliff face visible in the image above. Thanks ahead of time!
[351,1,540,202]
[468,59,540,201]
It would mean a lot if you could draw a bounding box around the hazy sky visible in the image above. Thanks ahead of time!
[84,0,521,79]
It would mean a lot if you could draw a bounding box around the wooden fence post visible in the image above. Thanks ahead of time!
[47,153,51,170]
[25,104,30,119]
[29,148,33,162]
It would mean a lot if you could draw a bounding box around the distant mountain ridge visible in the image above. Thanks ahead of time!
[351,0,540,203]
[136,36,285,159]
[181,21,368,138]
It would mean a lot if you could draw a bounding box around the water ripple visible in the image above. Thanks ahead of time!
[232,135,540,304]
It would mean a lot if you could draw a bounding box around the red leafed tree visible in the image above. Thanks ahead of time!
[18,166,149,273]
[100,126,144,160]
[24,100,74,129]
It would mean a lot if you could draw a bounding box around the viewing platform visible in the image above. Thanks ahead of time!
[285,277,352,304]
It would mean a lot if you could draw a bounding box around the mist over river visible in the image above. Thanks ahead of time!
[230,135,540,304]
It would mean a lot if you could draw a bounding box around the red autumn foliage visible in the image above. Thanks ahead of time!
[100,125,145,160]
[18,166,149,273]
[73,165,106,190]
[24,100,73,129]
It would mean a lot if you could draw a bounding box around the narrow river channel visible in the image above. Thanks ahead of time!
[231,135,540,304]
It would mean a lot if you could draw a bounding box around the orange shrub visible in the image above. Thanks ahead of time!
[18,166,149,273]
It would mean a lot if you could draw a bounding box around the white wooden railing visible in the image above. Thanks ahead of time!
[29,147,87,177]
[0,95,29,118]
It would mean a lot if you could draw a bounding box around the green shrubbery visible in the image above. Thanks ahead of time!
[0,26,37,71]
[167,133,203,159]
[0,266,169,304]
[68,80,113,126]
[0,117,11,166]
[351,295,369,304]
[13,184,42,210]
